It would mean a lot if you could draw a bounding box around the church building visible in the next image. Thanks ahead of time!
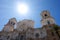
[0,10,60,40]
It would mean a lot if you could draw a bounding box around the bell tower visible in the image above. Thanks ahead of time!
[3,18,17,32]
[41,11,59,40]
[41,10,55,26]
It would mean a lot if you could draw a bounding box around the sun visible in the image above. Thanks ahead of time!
[17,3,29,15]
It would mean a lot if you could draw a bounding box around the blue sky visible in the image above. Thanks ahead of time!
[0,0,60,31]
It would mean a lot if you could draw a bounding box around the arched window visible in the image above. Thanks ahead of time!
[7,36,10,39]
[0,39,2,40]
[52,32,55,36]
[35,33,39,38]
[47,21,50,24]
[0,35,1,37]
[20,35,24,40]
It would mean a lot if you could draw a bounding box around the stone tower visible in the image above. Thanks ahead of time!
[41,10,55,26]
[3,18,17,32]
[41,10,59,40]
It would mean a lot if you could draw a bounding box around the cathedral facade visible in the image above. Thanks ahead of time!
[0,10,60,40]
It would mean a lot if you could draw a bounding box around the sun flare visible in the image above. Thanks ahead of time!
[17,3,29,15]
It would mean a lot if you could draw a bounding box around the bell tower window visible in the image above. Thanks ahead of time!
[45,14,47,17]
[11,22,15,25]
